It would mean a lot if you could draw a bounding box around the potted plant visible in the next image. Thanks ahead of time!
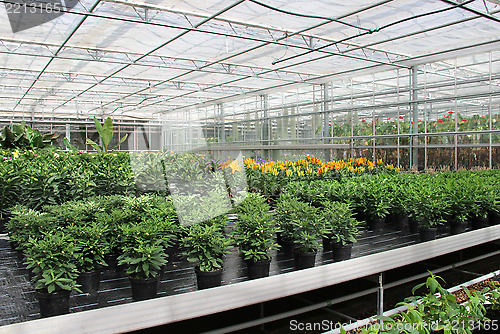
[6,206,58,268]
[181,221,231,289]
[67,222,107,297]
[471,184,495,229]
[319,201,360,261]
[277,198,321,270]
[143,196,181,265]
[118,223,167,301]
[444,178,474,234]
[386,174,413,230]
[274,195,306,254]
[24,232,80,317]
[96,208,131,272]
[233,213,279,278]
[359,177,391,233]
[411,183,448,242]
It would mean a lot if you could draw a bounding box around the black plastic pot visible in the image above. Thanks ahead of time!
[293,250,316,270]
[395,214,409,231]
[322,237,332,250]
[419,227,437,242]
[489,212,500,226]
[246,258,271,279]
[129,276,159,301]
[104,253,119,272]
[409,218,419,234]
[76,270,101,295]
[166,242,180,262]
[36,289,71,317]
[331,242,353,262]
[472,216,489,230]
[195,267,223,290]
[437,224,447,233]
[450,220,467,235]
[281,239,298,256]
[368,217,385,233]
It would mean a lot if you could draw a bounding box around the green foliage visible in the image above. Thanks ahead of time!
[67,222,107,272]
[0,162,22,218]
[233,193,270,216]
[361,272,495,334]
[6,206,61,249]
[275,197,321,252]
[358,175,392,220]
[233,196,279,262]
[409,176,449,228]
[24,232,80,293]
[86,117,128,153]
[319,201,360,245]
[0,122,59,149]
[118,241,167,279]
[63,137,78,152]
[181,223,231,272]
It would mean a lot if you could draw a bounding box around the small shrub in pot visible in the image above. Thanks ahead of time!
[181,219,231,289]
[24,232,81,317]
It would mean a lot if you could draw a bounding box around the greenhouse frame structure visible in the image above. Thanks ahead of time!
[2,1,500,333]
[0,0,499,169]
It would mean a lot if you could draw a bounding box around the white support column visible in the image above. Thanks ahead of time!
[410,67,419,169]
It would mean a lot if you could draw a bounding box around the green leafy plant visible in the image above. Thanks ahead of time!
[319,201,360,245]
[118,219,168,278]
[86,117,128,153]
[361,272,493,334]
[0,122,59,149]
[410,178,449,228]
[275,197,321,253]
[360,176,392,220]
[233,208,279,262]
[67,222,107,272]
[181,222,231,272]
[118,240,167,279]
[24,232,80,293]
[6,206,60,251]
[233,192,270,216]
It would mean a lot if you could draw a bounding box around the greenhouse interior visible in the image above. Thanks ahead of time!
[1,0,500,333]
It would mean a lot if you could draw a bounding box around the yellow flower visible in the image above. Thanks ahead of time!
[228,160,242,174]
[12,150,19,159]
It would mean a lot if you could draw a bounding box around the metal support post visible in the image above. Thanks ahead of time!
[377,273,384,321]
[261,95,270,159]
[322,83,331,160]
[410,67,419,170]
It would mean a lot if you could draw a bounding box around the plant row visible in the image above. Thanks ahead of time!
[281,170,500,235]
[7,191,365,316]
[0,147,398,221]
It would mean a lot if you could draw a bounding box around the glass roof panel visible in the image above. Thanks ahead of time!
[0,0,498,119]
